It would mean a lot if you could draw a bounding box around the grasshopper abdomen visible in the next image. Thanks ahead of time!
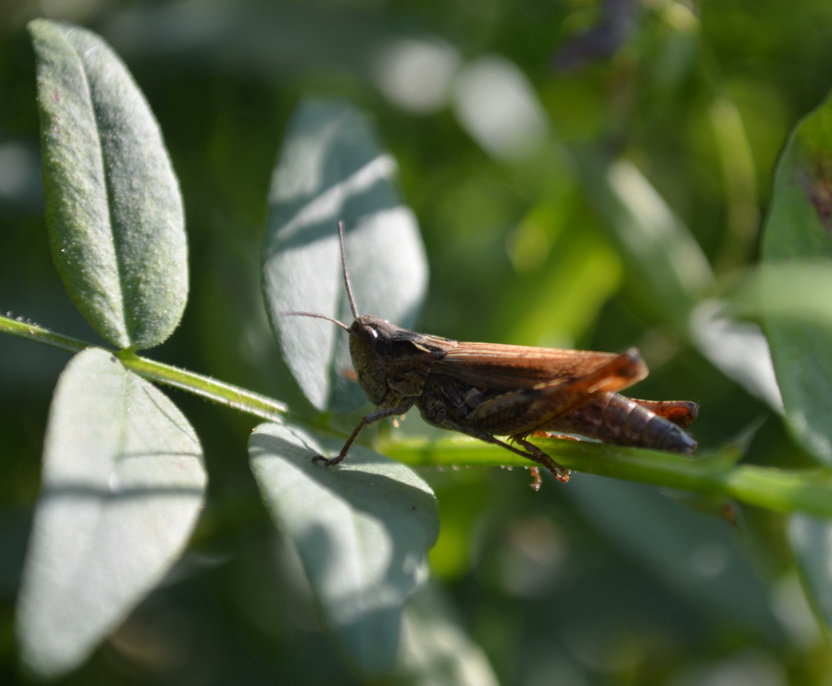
[545,393,698,454]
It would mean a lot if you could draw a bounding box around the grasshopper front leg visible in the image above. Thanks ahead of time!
[314,402,413,466]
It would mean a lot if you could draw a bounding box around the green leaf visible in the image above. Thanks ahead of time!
[730,260,832,329]
[569,476,785,642]
[248,422,438,678]
[578,156,714,330]
[714,260,832,415]
[498,198,622,347]
[789,514,832,634]
[383,434,832,517]
[263,98,428,411]
[29,20,188,350]
[394,584,499,686]
[16,348,206,678]
[761,86,832,463]
[690,300,783,411]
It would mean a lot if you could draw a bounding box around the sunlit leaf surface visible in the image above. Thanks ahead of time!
[249,421,438,678]
[263,98,427,411]
[17,348,206,678]
[29,20,187,350]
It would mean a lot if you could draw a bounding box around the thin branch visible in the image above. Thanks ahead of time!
[380,435,832,518]
[0,314,287,423]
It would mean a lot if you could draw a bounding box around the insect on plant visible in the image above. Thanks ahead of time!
[285,222,698,485]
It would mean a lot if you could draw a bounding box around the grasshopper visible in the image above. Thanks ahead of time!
[285,222,698,484]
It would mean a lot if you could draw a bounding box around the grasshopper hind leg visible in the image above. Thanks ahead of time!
[630,398,698,429]
[418,378,573,483]
[482,432,571,483]
[430,418,572,483]
[510,436,572,483]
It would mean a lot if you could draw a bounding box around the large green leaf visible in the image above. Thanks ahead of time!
[761,87,832,465]
[16,348,206,678]
[29,20,187,350]
[263,98,427,411]
[249,422,438,678]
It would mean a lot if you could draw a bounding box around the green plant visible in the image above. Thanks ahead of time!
[5,14,832,684]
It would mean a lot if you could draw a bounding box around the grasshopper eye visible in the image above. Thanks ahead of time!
[355,322,379,346]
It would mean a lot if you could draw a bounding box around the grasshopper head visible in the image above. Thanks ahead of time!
[286,222,435,408]
[348,315,439,406]
[347,315,402,405]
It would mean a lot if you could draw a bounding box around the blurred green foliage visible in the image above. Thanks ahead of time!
[3,0,832,684]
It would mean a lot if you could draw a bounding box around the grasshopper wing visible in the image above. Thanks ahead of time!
[431,342,647,391]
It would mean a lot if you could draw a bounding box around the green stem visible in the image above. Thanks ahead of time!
[381,436,832,518]
[0,314,287,423]
[5,314,832,517]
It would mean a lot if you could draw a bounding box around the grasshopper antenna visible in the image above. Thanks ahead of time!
[338,220,360,319]
[282,311,350,331]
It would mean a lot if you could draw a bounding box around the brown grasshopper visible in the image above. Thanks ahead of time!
[285,222,697,484]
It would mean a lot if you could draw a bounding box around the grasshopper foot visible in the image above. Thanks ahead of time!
[312,454,344,467]
[550,466,572,484]
[513,436,571,483]
[528,461,571,486]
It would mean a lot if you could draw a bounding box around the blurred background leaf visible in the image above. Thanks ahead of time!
[263,98,427,412]
[790,514,832,640]
[394,582,499,686]
[576,156,714,331]
[567,475,784,643]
